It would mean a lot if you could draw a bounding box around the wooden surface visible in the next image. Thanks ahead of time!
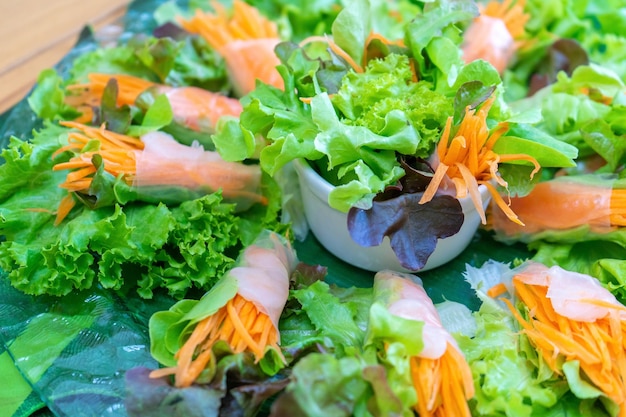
[0,0,133,114]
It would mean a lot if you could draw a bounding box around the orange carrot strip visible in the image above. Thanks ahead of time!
[487,282,508,298]
[54,194,77,226]
[300,35,363,73]
[327,40,363,73]
[149,366,177,379]
[577,298,626,313]
[409,58,418,83]
[184,347,214,384]
[65,166,97,183]
[59,179,93,192]
[52,160,92,171]
[455,162,485,223]
[498,153,541,178]
[52,143,83,158]
[441,136,467,166]
[226,298,263,359]
[419,163,450,204]
[481,181,524,226]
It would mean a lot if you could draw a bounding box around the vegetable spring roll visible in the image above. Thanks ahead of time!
[368,270,475,417]
[500,262,626,415]
[178,0,284,97]
[149,230,296,388]
[491,176,626,240]
[66,73,243,133]
[133,130,265,209]
[52,122,266,223]
[461,0,529,74]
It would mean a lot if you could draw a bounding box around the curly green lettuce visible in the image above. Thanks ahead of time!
[0,122,283,299]
[332,53,454,159]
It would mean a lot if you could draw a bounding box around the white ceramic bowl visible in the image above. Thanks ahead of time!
[293,158,491,272]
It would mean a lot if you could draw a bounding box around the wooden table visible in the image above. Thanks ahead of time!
[0,0,133,114]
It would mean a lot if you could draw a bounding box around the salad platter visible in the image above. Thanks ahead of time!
[1,0,625,416]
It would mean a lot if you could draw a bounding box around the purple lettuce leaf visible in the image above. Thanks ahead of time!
[125,357,288,417]
[125,367,223,417]
[528,39,590,96]
[347,158,464,270]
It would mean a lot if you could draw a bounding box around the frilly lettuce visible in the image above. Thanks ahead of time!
[332,53,453,159]
[0,122,283,299]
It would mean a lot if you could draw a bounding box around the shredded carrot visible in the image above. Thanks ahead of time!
[364,31,405,49]
[409,58,418,83]
[411,342,474,417]
[487,282,509,298]
[53,121,141,195]
[65,73,156,108]
[579,87,614,106]
[419,96,540,226]
[504,275,626,413]
[179,0,278,52]
[149,293,284,388]
[54,193,77,225]
[362,30,406,68]
[330,45,363,73]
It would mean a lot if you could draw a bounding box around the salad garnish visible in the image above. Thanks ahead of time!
[5,0,626,415]
[419,95,540,226]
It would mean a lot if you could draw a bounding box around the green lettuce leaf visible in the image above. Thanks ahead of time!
[292,280,367,352]
[27,69,81,121]
[331,0,370,67]
[269,353,371,417]
[456,301,564,416]
[405,0,477,82]
[331,53,453,159]
[510,65,623,163]
[0,124,252,299]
